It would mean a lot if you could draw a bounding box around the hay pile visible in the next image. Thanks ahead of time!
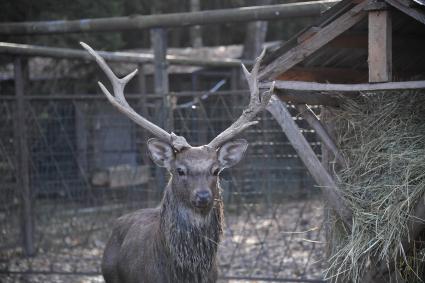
[325,91,425,282]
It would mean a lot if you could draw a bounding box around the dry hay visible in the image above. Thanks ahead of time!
[325,91,425,282]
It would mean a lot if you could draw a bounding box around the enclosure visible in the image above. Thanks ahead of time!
[1,0,425,282]
[0,88,325,282]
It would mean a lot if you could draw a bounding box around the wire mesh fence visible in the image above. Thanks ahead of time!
[0,89,326,282]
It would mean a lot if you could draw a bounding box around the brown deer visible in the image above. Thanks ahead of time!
[81,42,274,283]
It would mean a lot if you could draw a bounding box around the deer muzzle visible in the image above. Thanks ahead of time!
[192,190,212,209]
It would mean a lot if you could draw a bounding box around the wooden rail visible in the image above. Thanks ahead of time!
[0,42,250,67]
[0,1,338,35]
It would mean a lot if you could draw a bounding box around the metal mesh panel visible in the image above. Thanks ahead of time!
[0,92,325,282]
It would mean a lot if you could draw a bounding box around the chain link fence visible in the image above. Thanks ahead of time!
[0,87,326,282]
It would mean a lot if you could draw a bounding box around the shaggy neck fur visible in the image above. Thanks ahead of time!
[159,183,223,282]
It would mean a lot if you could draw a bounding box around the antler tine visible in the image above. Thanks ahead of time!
[207,48,275,149]
[80,42,190,150]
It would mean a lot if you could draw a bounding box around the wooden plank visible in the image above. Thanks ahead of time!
[259,0,368,80]
[266,96,352,225]
[368,10,392,82]
[13,58,35,257]
[261,79,425,92]
[0,1,339,35]
[295,104,346,167]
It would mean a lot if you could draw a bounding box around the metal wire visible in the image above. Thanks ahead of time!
[0,91,325,282]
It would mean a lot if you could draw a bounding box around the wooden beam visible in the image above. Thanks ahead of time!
[0,42,251,67]
[261,80,425,92]
[295,104,346,167]
[0,1,338,35]
[368,9,392,82]
[266,96,352,225]
[259,0,368,80]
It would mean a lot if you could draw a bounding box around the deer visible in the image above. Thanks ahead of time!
[80,42,274,283]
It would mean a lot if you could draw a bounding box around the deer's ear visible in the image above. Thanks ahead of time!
[218,139,248,169]
[147,138,174,168]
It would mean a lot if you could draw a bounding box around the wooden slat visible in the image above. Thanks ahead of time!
[368,10,392,82]
[259,0,368,80]
[262,79,425,92]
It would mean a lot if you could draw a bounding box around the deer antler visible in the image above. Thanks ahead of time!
[207,49,275,149]
[80,42,190,151]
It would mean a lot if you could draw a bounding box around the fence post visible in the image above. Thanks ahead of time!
[136,63,155,201]
[13,57,35,256]
[150,28,171,191]
[151,27,172,131]
[189,0,203,48]
[137,63,150,167]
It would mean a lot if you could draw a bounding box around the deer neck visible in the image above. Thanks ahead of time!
[159,182,223,276]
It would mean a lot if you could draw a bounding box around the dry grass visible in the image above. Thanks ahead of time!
[325,91,425,282]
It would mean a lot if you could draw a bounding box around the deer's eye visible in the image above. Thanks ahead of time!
[212,168,220,176]
[176,168,186,176]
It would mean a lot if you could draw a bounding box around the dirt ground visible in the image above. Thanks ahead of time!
[0,198,326,282]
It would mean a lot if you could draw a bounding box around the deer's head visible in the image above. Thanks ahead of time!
[148,138,247,213]
[81,42,274,213]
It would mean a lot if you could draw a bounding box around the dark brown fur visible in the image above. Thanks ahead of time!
[101,146,232,283]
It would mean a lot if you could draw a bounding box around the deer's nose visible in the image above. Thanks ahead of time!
[194,190,212,208]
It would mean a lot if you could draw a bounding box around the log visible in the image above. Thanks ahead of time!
[266,96,352,225]
[0,1,338,35]
[0,42,249,67]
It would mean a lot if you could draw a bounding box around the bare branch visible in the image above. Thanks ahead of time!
[80,42,190,150]
[207,49,275,149]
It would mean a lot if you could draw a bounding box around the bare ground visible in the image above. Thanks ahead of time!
[0,198,326,282]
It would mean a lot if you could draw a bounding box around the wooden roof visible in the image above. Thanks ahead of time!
[260,0,425,84]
